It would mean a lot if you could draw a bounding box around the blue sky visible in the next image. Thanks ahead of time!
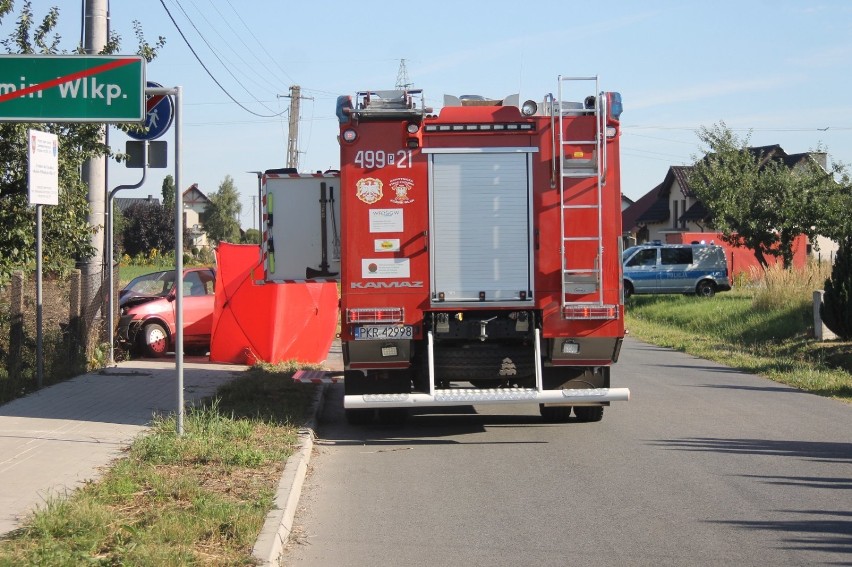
[32,1,852,228]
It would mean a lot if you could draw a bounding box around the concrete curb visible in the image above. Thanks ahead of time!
[252,383,327,566]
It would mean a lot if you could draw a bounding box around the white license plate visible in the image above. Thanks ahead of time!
[354,325,414,340]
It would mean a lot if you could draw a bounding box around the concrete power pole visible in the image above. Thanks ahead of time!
[81,0,109,349]
[286,85,301,170]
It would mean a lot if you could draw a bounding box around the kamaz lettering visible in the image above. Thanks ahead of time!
[351,281,424,289]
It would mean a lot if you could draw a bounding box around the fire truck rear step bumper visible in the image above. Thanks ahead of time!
[344,387,630,409]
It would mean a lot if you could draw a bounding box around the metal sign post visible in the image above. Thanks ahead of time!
[133,84,184,435]
[107,142,148,366]
[27,129,59,388]
[107,82,174,366]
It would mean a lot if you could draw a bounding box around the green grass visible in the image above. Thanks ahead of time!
[625,281,852,402]
[118,264,161,287]
[0,364,319,566]
[118,263,216,288]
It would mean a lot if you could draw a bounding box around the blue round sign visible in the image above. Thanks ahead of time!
[127,81,174,141]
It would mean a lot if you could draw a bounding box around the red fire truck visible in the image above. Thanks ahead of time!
[329,76,630,425]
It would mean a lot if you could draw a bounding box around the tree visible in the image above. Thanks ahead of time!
[161,174,175,212]
[120,200,175,258]
[242,228,261,245]
[821,236,852,340]
[200,175,242,245]
[0,1,164,283]
[688,122,845,268]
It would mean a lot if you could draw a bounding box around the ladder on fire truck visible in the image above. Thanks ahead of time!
[554,76,614,320]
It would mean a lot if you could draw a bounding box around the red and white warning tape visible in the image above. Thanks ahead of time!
[292,370,343,384]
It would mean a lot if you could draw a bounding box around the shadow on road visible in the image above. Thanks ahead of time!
[649,437,852,463]
[707,510,852,556]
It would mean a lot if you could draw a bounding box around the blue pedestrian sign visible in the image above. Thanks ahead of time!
[127,81,174,141]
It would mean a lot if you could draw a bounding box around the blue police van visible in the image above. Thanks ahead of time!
[622,242,731,298]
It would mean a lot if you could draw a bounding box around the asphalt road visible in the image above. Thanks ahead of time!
[282,337,852,567]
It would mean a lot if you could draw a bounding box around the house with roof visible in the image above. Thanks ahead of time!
[114,194,161,213]
[183,183,212,250]
[622,145,836,274]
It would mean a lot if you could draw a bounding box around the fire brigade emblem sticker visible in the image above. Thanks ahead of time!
[389,178,414,204]
[356,177,383,204]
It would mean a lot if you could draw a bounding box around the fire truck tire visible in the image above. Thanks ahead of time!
[345,409,375,426]
[574,406,604,422]
[539,404,572,423]
[141,323,169,358]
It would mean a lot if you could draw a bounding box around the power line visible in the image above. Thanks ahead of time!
[621,146,693,160]
[168,0,280,113]
[625,124,852,132]
[223,0,297,85]
[189,0,290,96]
[621,151,689,164]
[158,0,288,118]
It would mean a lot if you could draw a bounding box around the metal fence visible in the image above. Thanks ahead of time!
[0,269,111,404]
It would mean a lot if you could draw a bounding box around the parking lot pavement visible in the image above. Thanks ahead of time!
[0,357,247,535]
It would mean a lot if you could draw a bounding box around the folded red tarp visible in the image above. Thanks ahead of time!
[210,243,338,365]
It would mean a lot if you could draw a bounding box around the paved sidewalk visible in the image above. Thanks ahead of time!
[0,357,247,535]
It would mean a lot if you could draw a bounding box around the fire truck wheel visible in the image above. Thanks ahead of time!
[696,280,716,297]
[141,323,169,358]
[345,409,375,426]
[574,406,604,422]
[539,404,572,423]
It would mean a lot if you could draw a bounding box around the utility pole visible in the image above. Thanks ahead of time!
[286,86,300,169]
[279,86,313,170]
[81,0,108,350]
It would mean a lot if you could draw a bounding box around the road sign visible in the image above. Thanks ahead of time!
[127,81,174,140]
[28,129,59,206]
[126,140,168,168]
[0,55,145,122]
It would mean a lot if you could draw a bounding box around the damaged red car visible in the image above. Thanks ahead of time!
[116,267,216,357]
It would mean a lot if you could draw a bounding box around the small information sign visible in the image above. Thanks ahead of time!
[28,129,59,206]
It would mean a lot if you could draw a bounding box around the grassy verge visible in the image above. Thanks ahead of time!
[0,362,319,566]
[625,265,852,402]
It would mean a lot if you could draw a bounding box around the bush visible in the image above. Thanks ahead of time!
[750,262,830,312]
[821,236,852,340]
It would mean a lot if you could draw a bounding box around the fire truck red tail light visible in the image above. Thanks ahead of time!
[347,308,404,324]
[342,129,357,143]
[562,305,620,320]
